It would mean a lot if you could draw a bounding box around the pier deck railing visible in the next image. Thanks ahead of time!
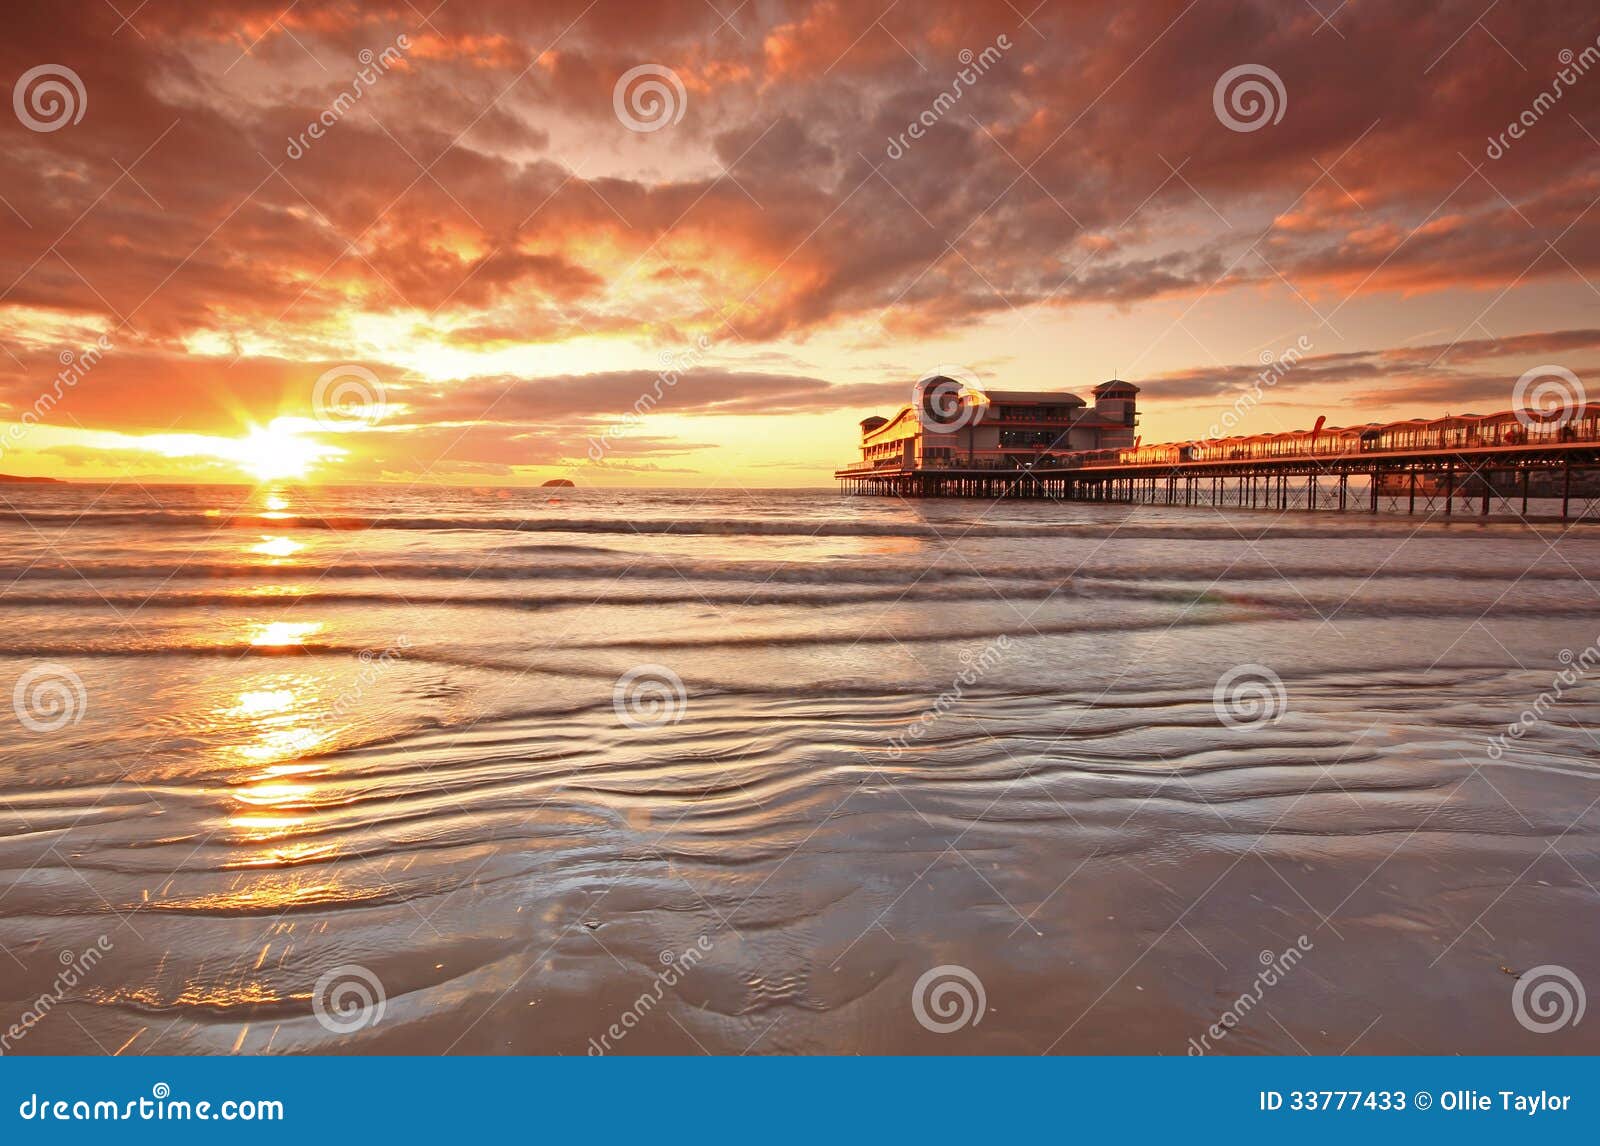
[835,431,1600,520]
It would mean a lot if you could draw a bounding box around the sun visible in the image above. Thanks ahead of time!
[229,420,341,482]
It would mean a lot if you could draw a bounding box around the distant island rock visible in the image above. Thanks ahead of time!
[0,474,63,483]
[541,478,575,487]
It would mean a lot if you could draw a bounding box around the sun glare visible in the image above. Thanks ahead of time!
[230,421,340,482]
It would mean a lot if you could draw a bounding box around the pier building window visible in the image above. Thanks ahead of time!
[999,429,1058,447]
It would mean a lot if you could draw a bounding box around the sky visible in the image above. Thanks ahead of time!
[1,0,1599,486]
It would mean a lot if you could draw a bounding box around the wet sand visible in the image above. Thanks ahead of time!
[1,484,1597,1054]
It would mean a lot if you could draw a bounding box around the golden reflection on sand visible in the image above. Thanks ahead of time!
[232,781,314,807]
[90,981,282,1009]
[233,727,328,762]
[217,680,340,871]
[223,683,330,764]
[226,840,340,868]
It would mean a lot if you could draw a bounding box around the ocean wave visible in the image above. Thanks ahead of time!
[0,506,1566,541]
[0,557,1586,588]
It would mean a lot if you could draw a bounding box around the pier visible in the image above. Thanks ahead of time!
[836,408,1600,521]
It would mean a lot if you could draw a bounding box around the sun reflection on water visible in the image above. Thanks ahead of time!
[247,621,323,647]
[259,489,297,520]
[223,682,328,762]
[230,689,296,717]
[250,535,302,559]
[217,678,335,868]
[232,781,314,807]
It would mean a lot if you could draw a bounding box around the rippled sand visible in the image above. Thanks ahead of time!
[1,484,1597,1054]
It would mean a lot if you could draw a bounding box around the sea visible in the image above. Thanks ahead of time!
[1,482,1597,1054]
